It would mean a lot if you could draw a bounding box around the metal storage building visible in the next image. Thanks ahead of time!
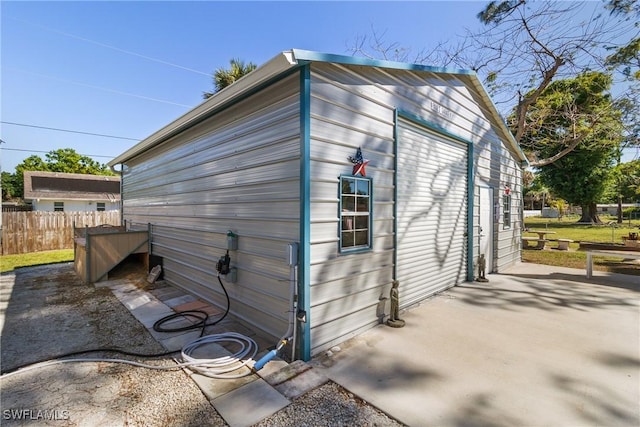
[109,50,528,361]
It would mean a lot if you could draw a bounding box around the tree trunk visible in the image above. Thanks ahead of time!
[617,194,623,224]
[578,202,602,224]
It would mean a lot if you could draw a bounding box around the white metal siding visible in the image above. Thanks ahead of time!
[307,63,522,355]
[396,119,468,305]
[308,66,396,354]
[121,74,300,341]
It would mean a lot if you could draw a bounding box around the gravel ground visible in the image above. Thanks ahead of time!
[1,263,225,426]
[1,263,404,427]
[256,381,404,427]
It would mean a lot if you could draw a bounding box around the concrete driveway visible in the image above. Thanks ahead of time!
[310,263,640,427]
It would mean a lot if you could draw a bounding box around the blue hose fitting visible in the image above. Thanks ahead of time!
[253,339,288,371]
[253,349,278,371]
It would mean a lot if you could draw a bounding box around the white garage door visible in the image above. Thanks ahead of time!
[396,118,469,307]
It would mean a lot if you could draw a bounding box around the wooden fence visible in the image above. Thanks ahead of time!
[1,211,121,255]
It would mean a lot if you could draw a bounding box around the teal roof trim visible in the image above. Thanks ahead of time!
[292,49,475,76]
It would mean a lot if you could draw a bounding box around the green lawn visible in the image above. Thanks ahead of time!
[523,215,640,276]
[0,249,74,273]
[1,215,638,276]
[524,215,640,243]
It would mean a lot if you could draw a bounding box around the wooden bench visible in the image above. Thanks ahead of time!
[557,238,573,251]
[585,249,640,278]
[522,236,547,250]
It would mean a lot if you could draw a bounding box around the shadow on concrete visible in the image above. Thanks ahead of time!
[442,393,523,427]
[499,270,640,292]
[456,278,637,313]
[549,372,638,426]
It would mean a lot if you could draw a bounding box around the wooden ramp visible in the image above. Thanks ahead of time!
[74,225,148,283]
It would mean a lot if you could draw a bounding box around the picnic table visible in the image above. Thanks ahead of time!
[522,230,556,250]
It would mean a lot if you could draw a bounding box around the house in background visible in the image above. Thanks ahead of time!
[23,171,120,212]
[109,50,528,361]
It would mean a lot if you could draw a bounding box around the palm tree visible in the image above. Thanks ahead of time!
[203,58,257,99]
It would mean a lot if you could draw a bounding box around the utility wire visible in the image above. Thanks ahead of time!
[6,67,194,108]
[9,16,211,77]
[0,121,140,141]
[0,147,113,159]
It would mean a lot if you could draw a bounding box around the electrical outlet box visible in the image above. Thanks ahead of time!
[286,242,299,266]
[227,231,238,251]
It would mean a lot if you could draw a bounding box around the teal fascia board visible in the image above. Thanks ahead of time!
[298,64,312,361]
[396,110,475,282]
[292,49,475,76]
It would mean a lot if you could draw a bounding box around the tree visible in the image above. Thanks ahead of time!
[203,58,257,99]
[604,159,640,203]
[5,148,114,200]
[538,146,616,224]
[350,0,639,167]
[513,72,622,168]
[529,73,624,223]
[43,148,110,174]
[523,173,551,211]
[1,171,19,200]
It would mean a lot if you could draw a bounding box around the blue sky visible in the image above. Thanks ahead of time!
[0,1,635,174]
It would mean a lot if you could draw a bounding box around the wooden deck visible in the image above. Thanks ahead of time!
[74,225,148,283]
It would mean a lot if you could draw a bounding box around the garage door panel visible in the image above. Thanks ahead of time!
[396,119,468,307]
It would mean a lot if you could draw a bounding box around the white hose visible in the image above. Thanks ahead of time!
[1,332,258,380]
[181,332,258,379]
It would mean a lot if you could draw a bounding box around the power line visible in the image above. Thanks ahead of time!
[9,16,211,77]
[0,147,113,159]
[7,67,194,108]
[1,121,140,141]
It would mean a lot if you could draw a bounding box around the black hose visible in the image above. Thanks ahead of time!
[152,275,230,337]
[1,276,231,376]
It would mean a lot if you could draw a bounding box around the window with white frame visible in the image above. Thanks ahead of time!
[340,176,372,252]
[96,202,105,212]
[503,194,511,229]
[54,202,64,212]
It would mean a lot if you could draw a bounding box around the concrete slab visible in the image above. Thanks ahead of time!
[190,370,259,401]
[157,330,202,352]
[172,299,211,312]
[274,367,329,399]
[311,263,640,427]
[128,299,174,328]
[212,378,290,427]
[262,360,311,386]
[148,284,185,301]
[255,355,288,382]
[163,294,197,308]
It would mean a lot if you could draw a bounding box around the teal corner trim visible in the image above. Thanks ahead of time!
[298,64,312,361]
[392,109,399,281]
[396,110,475,282]
[466,145,475,282]
[292,49,475,76]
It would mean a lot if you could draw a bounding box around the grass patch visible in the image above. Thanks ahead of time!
[524,215,640,276]
[0,249,74,273]
[524,215,640,243]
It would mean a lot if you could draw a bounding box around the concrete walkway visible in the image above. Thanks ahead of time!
[94,278,328,427]
[3,262,638,426]
[310,264,640,427]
